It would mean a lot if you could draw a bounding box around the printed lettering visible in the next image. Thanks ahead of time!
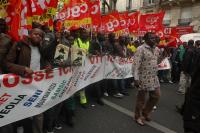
[34,71,45,82]
[35,83,56,108]
[3,74,20,88]
[63,67,72,74]
[0,109,10,114]
[0,95,26,118]
[21,76,33,85]
[46,70,54,79]
[91,4,99,15]
[24,90,43,107]
[0,93,12,106]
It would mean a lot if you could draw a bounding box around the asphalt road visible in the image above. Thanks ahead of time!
[57,83,185,133]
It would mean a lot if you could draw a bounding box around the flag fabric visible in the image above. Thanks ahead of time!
[128,11,139,33]
[101,11,122,33]
[139,11,165,38]
[88,0,101,32]
[139,11,165,31]
[6,0,32,41]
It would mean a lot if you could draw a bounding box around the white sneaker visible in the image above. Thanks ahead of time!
[55,124,62,130]
[169,81,173,84]
[113,93,124,98]
[17,127,23,133]
[160,79,164,83]
[177,90,185,95]
[104,92,109,97]
[153,106,157,110]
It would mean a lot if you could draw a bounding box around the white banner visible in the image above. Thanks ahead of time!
[0,56,133,127]
[104,56,134,79]
[158,57,171,70]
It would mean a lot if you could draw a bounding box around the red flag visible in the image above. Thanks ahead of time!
[6,0,32,41]
[128,12,139,33]
[164,26,193,38]
[139,11,165,31]
[88,0,101,32]
[58,0,92,30]
[119,12,128,30]
[117,12,129,35]
[139,12,165,38]
[46,0,58,15]
[30,0,58,16]
[46,0,58,8]
[101,11,122,33]
[30,0,47,15]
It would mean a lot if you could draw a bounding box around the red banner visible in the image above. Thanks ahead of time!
[30,0,58,15]
[6,0,32,41]
[58,0,94,30]
[116,12,129,35]
[127,12,139,33]
[101,11,122,33]
[119,12,128,30]
[164,26,193,38]
[5,0,58,41]
[139,12,165,38]
[88,0,101,32]
[30,0,45,15]
[139,12,165,31]
[6,0,21,41]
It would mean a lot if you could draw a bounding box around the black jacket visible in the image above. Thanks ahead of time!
[0,33,12,73]
[41,32,57,65]
[183,48,200,132]
[89,39,106,55]
[182,47,195,75]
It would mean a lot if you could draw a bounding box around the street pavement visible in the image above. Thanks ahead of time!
[57,83,185,133]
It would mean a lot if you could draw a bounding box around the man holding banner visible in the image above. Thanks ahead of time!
[0,18,14,133]
[5,28,49,133]
[133,32,163,126]
[73,28,90,108]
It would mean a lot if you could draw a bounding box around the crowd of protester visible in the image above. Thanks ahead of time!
[0,18,200,133]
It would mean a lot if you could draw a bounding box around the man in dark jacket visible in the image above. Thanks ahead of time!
[113,35,129,95]
[40,27,66,132]
[89,32,106,55]
[0,18,12,74]
[88,32,106,105]
[182,40,195,76]
[105,33,124,98]
[6,28,49,133]
[178,40,195,94]
[183,40,200,133]
[0,18,14,133]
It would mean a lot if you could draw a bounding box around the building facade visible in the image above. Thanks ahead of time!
[141,0,200,32]
[100,0,200,32]
[100,0,142,13]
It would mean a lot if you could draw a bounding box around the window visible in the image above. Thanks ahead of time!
[149,0,155,4]
[126,0,132,10]
[163,10,171,26]
[179,7,192,26]
[116,0,126,11]
[181,7,192,19]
